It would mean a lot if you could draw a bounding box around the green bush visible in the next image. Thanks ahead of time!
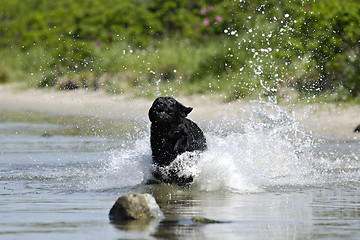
[0,0,359,102]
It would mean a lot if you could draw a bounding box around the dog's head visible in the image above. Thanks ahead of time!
[149,97,192,124]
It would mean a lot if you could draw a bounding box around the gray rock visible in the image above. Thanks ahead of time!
[109,193,164,221]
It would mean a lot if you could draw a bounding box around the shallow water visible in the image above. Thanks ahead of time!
[0,108,359,240]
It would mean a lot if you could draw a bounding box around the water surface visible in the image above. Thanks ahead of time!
[0,109,359,240]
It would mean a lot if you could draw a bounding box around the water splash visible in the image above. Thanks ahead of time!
[192,102,314,192]
[79,138,153,191]
[76,102,358,194]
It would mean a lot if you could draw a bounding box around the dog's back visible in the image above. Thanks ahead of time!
[182,118,207,152]
[150,117,206,166]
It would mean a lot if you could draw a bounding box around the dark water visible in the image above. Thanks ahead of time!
[0,109,359,240]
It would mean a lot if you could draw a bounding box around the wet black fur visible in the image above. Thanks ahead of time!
[148,97,207,185]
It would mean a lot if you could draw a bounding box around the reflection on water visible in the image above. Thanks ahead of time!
[0,110,359,239]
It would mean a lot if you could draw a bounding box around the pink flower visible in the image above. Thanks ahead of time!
[215,16,223,23]
[203,18,210,26]
[199,7,207,16]
[193,24,199,29]
[306,5,311,11]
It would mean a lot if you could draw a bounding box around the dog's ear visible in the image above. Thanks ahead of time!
[178,103,193,118]
[148,107,155,123]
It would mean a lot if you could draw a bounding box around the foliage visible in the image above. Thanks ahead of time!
[0,0,359,102]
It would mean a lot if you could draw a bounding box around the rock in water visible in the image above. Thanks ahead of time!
[354,124,360,133]
[109,193,164,221]
[191,217,225,224]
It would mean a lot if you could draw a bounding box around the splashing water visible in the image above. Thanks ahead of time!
[78,102,358,194]
[79,138,153,191]
[194,103,313,193]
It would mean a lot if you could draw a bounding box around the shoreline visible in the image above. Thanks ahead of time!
[0,84,359,139]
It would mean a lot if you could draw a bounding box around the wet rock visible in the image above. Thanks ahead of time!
[191,217,226,224]
[109,193,164,221]
[354,124,360,133]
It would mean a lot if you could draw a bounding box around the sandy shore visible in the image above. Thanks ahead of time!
[0,84,359,139]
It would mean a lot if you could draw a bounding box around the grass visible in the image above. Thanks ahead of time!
[1,37,359,104]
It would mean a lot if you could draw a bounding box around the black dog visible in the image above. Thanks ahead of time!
[148,97,207,185]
